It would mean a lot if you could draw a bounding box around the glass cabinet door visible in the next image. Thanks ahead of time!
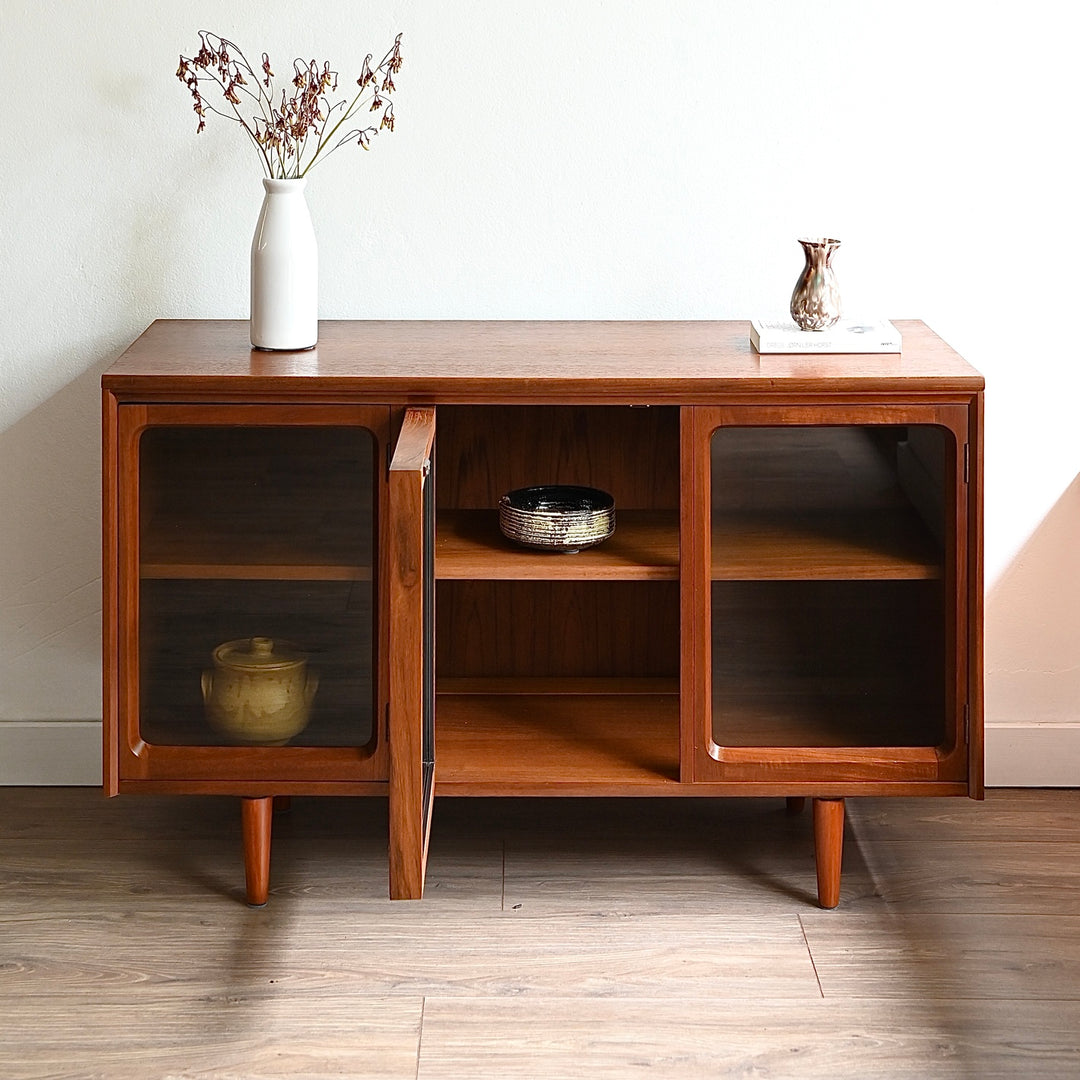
[689,405,972,786]
[115,405,391,783]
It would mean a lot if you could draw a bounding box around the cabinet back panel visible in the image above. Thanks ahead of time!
[436,406,680,510]
[712,579,945,748]
[139,580,374,748]
[139,426,376,572]
[437,581,680,679]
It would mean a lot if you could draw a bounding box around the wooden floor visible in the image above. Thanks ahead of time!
[2,788,1079,1078]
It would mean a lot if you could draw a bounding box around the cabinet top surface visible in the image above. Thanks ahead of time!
[103,320,983,401]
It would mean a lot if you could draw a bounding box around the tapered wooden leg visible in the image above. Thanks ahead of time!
[241,797,273,907]
[812,797,845,909]
[785,797,806,815]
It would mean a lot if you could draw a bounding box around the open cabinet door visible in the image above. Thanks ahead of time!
[387,407,436,899]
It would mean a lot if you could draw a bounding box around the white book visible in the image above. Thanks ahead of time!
[750,318,902,354]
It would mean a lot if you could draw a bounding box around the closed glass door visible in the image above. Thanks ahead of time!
[689,405,971,786]
[115,405,391,782]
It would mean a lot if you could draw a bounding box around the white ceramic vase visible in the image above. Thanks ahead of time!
[250,177,318,350]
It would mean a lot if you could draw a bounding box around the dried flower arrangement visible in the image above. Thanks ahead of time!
[177,31,403,178]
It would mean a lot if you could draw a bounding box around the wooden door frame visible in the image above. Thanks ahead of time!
[683,400,975,788]
[106,401,392,788]
[387,406,437,899]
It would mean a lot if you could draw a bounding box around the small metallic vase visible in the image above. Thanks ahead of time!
[790,237,842,331]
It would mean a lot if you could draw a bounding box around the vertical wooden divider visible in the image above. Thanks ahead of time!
[387,408,436,900]
[679,406,701,783]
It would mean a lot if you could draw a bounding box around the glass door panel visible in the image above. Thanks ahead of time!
[136,423,378,751]
[703,418,960,768]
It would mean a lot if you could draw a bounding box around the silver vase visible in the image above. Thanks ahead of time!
[790,237,841,331]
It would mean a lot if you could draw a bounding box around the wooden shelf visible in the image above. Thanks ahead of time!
[139,707,376,748]
[140,506,372,580]
[140,544,371,581]
[711,579,944,748]
[436,510,679,580]
[435,679,680,787]
[712,694,943,749]
[139,424,374,580]
[708,425,946,581]
[711,509,942,580]
[139,579,376,748]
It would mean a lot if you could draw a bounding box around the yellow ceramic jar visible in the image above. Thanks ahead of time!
[201,637,318,745]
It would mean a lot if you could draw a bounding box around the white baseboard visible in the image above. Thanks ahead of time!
[0,721,102,785]
[985,723,1080,787]
[1,720,1076,788]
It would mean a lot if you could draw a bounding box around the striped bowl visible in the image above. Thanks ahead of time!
[498,485,615,553]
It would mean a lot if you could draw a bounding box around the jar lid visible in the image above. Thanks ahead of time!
[211,637,306,672]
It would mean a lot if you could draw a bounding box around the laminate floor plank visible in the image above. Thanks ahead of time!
[0,794,502,910]
[845,788,1080,842]
[1,908,820,1000]
[501,828,866,913]
[416,996,1080,1080]
[842,841,1080,913]
[802,913,1080,999]
[4,788,1080,1077]
[0,993,424,1080]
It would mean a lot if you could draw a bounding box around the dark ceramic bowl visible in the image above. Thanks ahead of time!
[498,485,616,553]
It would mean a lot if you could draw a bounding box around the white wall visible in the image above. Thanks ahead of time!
[2,0,1077,783]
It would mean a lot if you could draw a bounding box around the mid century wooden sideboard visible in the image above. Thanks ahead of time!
[101,319,984,908]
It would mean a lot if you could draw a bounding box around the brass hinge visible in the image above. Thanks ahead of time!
[963,702,970,744]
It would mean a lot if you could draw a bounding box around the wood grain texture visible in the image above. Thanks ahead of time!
[101,322,985,916]
[0,995,424,1080]
[968,389,986,796]
[241,796,273,905]
[436,580,680,679]
[110,404,392,788]
[387,408,436,899]
[501,800,834,913]
[813,797,845,908]
[102,389,121,796]
[710,580,944,749]
[711,510,942,580]
[416,997,1080,1080]
[3,789,1080,1078]
[436,509,679,580]
[435,691,680,787]
[435,404,680,510]
[802,912,1080,999]
[846,790,1080,842]
[841,840,1080,914]
[138,423,375,580]
[102,320,985,401]
[710,425,943,580]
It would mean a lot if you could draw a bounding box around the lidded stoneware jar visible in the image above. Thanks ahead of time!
[201,637,318,745]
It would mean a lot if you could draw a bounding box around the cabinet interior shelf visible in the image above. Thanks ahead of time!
[711,509,942,580]
[433,507,941,582]
[435,509,679,580]
[139,518,372,580]
[436,678,680,786]
[140,559,371,581]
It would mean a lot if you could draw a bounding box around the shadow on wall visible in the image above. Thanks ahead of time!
[986,473,1080,724]
[0,359,116,721]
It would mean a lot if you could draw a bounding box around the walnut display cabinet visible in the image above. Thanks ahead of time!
[102,320,984,908]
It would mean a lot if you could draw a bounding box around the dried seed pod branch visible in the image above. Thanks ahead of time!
[177,31,402,178]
